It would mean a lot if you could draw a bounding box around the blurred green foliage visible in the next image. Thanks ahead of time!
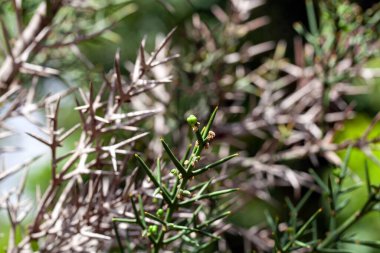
[324,113,380,253]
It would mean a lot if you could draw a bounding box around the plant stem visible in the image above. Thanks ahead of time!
[317,197,375,249]
[153,125,207,252]
[113,221,125,253]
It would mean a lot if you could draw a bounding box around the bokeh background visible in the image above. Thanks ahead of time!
[0,0,379,252]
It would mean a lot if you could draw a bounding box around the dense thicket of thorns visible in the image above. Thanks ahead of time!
[0,0,379,252]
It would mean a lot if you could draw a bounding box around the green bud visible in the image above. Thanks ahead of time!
[179,189,191,197]
[187,115,198,126]
[182,190,191,196]
[171,168,178,175]
[148,225,158,235]
[156,208,164,218]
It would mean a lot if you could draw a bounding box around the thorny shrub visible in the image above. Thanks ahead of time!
[0,0,379,252]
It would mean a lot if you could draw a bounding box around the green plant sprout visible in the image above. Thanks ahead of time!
[113,107,238,252]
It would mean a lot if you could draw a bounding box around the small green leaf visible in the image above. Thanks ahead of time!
[161,138,188,176]
[309,169,330,193]
[112,221,125,253]
[340,146,352,179]
[181,144,192,165]
[306,0,318,35]
[201,107,218,140]
[200,211,231,227]
[365,160,372,195]
[112,217,137,223]
[341,238,380,249]
[145,212,166,226]
[130,195,146,228]
[316,248,352,253]
[179,188,238,205]
[135,154,172,204]
[192,153,239,176]
[283,208,322,251]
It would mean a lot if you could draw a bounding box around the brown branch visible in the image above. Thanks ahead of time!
[0,1,62,93]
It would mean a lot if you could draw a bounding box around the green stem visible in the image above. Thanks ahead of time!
[154,131,205,251]
[113,221,125,253]
[318,197,374,249]
[150,107,221,252]
[153,244,159,253]
[306,0,318,35]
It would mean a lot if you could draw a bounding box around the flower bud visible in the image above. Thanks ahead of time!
[182,190,191,197]
[156,208,164,218]
[148,225,158,235]
[187,115,198,126]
